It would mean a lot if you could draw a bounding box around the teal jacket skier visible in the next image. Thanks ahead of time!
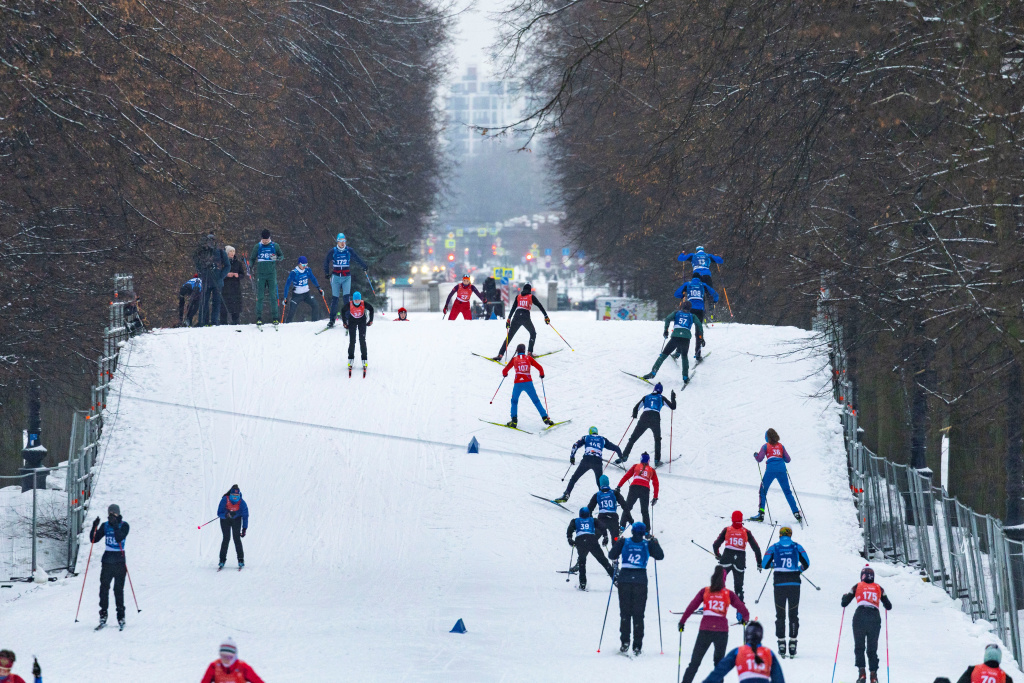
[644,300,704,382]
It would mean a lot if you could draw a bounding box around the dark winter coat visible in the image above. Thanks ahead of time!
[218,494,249,530]
[194,244,230,286]
[221,257,245,311]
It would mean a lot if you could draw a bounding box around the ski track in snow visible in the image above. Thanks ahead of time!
[0,313,1016,681]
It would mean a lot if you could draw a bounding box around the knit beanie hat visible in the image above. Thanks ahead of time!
[984,643,1002,665]
[219,637,238,665]
[261,229,271,239]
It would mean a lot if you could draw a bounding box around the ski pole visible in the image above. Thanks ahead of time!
[561,460,573,481]
[677,629,683,683]
[541,375,549,414]
[280,299,287,323]
[500,325,510,362]
[120,542,141,613]
[74,536,95,622]
[597,569,615,652]
[548,322,574,351]
[722,286,734,318]
[489,375,506,404]
[566,545,575,583]
[669,407,674,473]
[830,607,846,683]
[691,539,715,557]
[787,471,808,525]
[754,567,773,604]
[364,270,376,295]
[654,555,664,654]
[197,517,218,530]
[885,608,890,683]
[801,573,822,591]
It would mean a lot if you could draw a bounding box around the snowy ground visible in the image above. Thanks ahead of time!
[0,312,1016,681]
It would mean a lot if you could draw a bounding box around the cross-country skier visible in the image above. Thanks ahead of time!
[178,275,202,327]
[566,507,615,591]
[218,485,249,570]
[619,383,676,465]
[394,307,409,321]
[283,256,323,323]
[249,229,284,326]
[712,511,763,602]
[643,300,704,384]
[343,291,374,376]
[700,621,786,683]
[0,651,41,683]
[501,343,553,428]
[554,427,622,503]
[200,638,265,683]
[749,429,802,524]
[678,567,750,683]
[761,526,809,658]
[675,275,718,358]
[841,566,892,683]
[492,283,550,360]
[616,453,659,532]
[586,475,631,546]
[89,503,130,630]
[443,275,484,320]
[608,522,664,656]
[323,233,369,328]
[678,245,724,288]
[954,644,1013,683]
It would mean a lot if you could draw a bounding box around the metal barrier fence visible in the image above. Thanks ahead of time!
[65,274,141,572]
[818,291,1024,664]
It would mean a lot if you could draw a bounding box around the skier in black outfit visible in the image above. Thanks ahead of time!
[619,383,676,465]
[217,485,249,570]
[492,283,549,360]
[711,511,763,602]
[608,521,664,656]
[89,503,130,629]
[587,475,632,545]
[840,566,892,683]
[566,507,614,591]
[555,426,622,503]
[342,291,374,372]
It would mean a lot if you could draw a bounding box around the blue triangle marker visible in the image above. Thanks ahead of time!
[450,618,467,634]
[467,437,479,454]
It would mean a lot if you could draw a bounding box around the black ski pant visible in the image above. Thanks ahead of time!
[719,548,747,600]
[573,534,613,585]
[697,272,714,288]
[617,581,648,648]
[622,412,662,463]
[347,319,368,360]
[564,456,603,497]
[285,291,319,323]
[219,517,244,564]
[597,512,625,544]
[852,606,881,671]
[620,484,651,531]
[681,629,729,683]
[99,561,127,620]
[200,277,222,326]
[773,583,800,639]
[498,312,536,356]
[178,286,200,326]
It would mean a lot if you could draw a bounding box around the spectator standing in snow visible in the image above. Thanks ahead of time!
[220,246,245,325]
[218,485,248,570]
[201,638,265,683]
[0,650,42,683]
[194,233,230,326]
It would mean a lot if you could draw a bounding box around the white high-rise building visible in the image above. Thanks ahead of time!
[444,66,527,156]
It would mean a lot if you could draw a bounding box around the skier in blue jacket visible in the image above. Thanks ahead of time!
[323,233,369,328]
[675,276,718,360]
[678,245,724,288]
[761,526,809,659]
[283,257,324,323]
[217,485,249,570]
[749,429,802,524]
[555,427,623,503]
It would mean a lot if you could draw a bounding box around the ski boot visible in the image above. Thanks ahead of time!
[506,417,518,428]
[856,668,867,683]
[619,643,629,654]
[794,511,804,524]
[543,416,555,426]
[491,354,503,362]
[568,562,579,574]
[218,562,225,570]
[777,640,786,658]
[683,376,690,384]
[869,672,878,683]
[632,645,641,657]
[788,640,796,657]
[97,615,107,629]
[554,494,569,504]
[578,580,586,591]
[238,561,245,569]
[348,361,353,378]
[362,360,367,378]
[748,509,765,522]
[118,618,125,631]
[641,373,654,380]
[695,353,702,362]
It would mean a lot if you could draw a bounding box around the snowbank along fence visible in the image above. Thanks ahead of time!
[817,290,1024,664]
[65,274,142,571]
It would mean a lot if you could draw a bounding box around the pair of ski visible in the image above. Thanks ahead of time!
[620,352,710,388]
[348,363,367,378]
[256,321,278,332]
[95,620,124,632]
[479,418,571,435]
[217,564,245,572]
[471,349,562,365]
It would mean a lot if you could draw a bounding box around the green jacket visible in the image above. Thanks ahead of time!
[663,310,703,339]
[249,241,284,277]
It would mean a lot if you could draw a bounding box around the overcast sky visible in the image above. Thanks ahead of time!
[449,0,507,81]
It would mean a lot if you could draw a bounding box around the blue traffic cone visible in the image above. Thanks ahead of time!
[450,618,467,634]
[467,437,480,454]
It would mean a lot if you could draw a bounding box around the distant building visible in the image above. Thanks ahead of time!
[444,66,528,156]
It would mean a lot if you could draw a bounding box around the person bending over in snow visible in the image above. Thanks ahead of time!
[218,485,249,570]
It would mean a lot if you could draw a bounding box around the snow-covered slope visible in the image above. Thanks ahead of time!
[1,313,1015,682]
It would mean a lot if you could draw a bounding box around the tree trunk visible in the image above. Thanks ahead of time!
[1006,357,1023,526]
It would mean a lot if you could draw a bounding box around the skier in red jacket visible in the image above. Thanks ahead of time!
[200,638,265,683]
[617,453,659,531]
[501,343,554,429]
[0,650,41,683]
[443,275,484,320]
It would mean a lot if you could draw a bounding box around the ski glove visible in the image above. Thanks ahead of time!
[614,487,621,494]
[570,456,576,465]
[567,537,575,547]
[506,320,511,329]
[700,337,706,347]
[92,516,100,529]
[240,528,246,537]
[367,321,373,326]
[544,316,550,324]
[443,307,448,314]
[670,390,676,401]
[663,330,668,338]
[33,658,41,677]
[678,622,685,632]
[652,498,658,506]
